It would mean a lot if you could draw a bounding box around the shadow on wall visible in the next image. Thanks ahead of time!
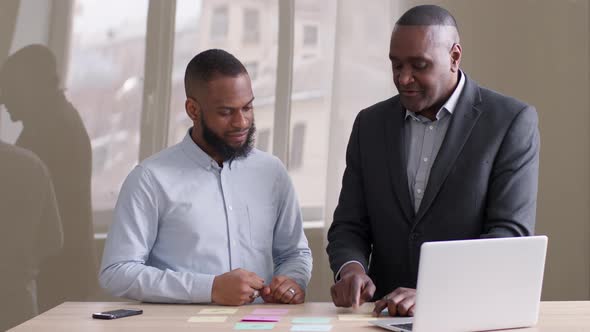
[0,142,63,330]
[0,44,98,328]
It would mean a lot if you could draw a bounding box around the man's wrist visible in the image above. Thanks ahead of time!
[211,275,220,303]
[339,262,365,279]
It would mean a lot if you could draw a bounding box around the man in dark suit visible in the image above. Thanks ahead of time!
[326,5,539,317]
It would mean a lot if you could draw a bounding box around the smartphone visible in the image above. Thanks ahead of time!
[92,309,143,320]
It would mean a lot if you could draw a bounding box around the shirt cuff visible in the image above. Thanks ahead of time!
[335,260,365,282]
[191,274,216,303]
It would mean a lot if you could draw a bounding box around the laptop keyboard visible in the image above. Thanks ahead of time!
[390,323,413,331]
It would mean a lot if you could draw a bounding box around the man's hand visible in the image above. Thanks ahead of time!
[261,275,305,304]
[211,268,265,305]
[373,287,416,317]
[330,263,376,309]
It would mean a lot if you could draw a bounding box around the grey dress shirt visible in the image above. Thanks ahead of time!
[406,71,466,212]
[99,130,312,303]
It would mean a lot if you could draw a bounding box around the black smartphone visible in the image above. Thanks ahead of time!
[92,309,143,320]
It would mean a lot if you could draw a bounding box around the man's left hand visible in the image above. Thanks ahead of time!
[373,287,416,317]
[261,275,305,304]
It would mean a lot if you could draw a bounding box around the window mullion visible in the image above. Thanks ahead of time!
[272,0,295,165]
[139,0,176,161]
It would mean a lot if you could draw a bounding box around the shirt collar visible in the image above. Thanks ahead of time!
[180,128,220,170]
[405,70,466,121]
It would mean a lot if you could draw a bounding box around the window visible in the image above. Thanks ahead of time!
[303,24,318,47]
[168,0,278,148]
[244,61,259,81]
[210,5,228,40]
[321,0,395,229]
[242,8,260,44]
[256,128,271,153]
[289,0,336,221]
[44,0,392,234]
[66,0,149,233]
[289,122,305,170]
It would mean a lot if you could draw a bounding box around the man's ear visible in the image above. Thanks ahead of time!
[185,98,200,121]
[450,43,462,72]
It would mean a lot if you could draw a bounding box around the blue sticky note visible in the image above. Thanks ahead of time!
[235,322,275,330]
[291,317,331,324]
[291,325,333,332]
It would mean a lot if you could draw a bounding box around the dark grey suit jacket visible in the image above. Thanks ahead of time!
[326,74,540,300]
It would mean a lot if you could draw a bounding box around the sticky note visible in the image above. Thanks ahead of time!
[188,316,228,322]
[291,317,331,324]
[252,308,289,315]
[199,308,238,314]
[241,315,281,322]
[234,322,275,330]
[337,314,379,321]
[291,325,333,331]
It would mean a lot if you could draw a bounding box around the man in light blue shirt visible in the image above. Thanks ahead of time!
[99,49,312,305]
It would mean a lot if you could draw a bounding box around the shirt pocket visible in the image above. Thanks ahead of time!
[246,205,276,251]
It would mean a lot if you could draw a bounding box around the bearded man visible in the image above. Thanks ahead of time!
[100,49,312,306]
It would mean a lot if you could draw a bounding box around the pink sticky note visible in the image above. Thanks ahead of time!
[251,308,289,315]
[241,315,281,322]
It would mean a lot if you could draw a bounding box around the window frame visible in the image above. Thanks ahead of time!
[54,0,317,234]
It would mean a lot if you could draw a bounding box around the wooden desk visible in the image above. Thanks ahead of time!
[9,301,590,331]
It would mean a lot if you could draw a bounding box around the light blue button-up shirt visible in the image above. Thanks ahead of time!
[99,131,312,303]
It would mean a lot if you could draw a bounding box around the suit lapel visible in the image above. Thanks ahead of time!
[384,98,414,223]
[415,76,483,223]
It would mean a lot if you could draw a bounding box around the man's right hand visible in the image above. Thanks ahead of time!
[211,268,265,305]
[330,263,376,308]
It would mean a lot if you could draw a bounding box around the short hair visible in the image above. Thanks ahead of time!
[396,5,458,29]
[184,49,247,97]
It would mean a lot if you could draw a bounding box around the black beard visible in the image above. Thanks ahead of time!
[201,116,256,163]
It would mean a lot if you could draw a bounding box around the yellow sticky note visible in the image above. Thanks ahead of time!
[188,316,228,323]
[198,308,238,315]
[337,314,379,321]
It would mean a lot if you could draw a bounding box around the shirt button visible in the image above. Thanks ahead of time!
[228,205,233,211]
[429,125,434,130]
[417,189,422,194]
[423,157,428,162]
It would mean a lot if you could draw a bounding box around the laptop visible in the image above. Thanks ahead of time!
[371,236,547,332]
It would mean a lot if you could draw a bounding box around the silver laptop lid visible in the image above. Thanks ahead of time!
[411,236,547,332]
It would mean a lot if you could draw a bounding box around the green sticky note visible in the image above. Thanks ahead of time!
[291,317,331,324]
[235,322,275,330]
